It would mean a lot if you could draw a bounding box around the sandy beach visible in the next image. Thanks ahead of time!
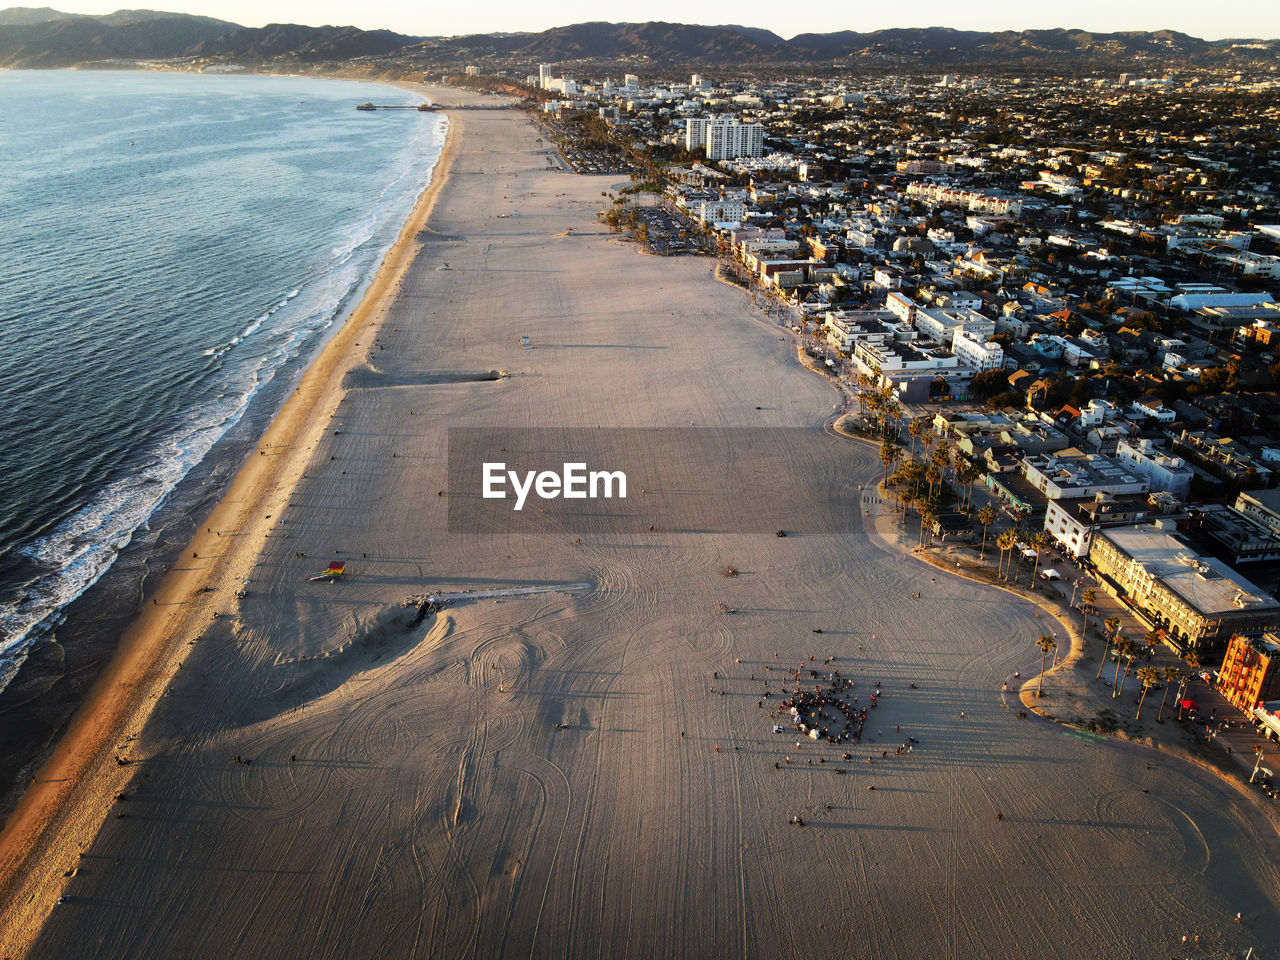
[2,85,1278,958]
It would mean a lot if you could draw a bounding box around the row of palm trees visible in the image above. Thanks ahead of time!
[877,417,992,551]
[992,527,1053,590]
[1092,617,1203,722]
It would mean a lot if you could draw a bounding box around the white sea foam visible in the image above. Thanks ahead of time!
[0,93,447,694]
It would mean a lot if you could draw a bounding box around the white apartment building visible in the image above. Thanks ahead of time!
[1022,450,1149,501]
[1130,398,1177,423]
[951,330,1004,371]
[905,182,1022,218]
[885,291,917,324]
[914,307,995,347]
[697,199,745,225]
[684,117,726,152]
[539,64,553,89]
[624,73,640,88]
[706,122,764,160]
[1115,438,1194,499]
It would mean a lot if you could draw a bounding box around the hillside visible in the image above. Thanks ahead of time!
[0,9,1275,70]
[186,23,421,62]
[0,7,237,66]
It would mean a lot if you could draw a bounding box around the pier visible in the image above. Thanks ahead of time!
[355,101,514,112]
[356,101,435,111]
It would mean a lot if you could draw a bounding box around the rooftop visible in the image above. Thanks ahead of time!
[1099,523,1280,616]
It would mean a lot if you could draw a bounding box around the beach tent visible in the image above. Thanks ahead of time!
[1040,568,1061,580]
[1179,698,1198,712]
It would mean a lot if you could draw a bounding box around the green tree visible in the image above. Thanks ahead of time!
[1036,635,1058,697]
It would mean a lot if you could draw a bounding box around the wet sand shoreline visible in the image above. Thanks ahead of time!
[0,88,464,947]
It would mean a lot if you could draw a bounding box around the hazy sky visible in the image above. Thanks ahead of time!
[50,0,1280,41]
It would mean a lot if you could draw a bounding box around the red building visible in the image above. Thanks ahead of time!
[1217,633,1280,712]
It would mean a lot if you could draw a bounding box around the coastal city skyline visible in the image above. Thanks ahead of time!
[34,0,1280,42]
[2,5,1280,955]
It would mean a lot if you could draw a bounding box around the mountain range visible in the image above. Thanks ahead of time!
[0,8,1275,70]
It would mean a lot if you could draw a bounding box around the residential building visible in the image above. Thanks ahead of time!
[697,199,745,225]
[1022,449,1149,501]
[1192,504,1280,564]
[1088,520,1280,654]
[1114,438,1194,499]
[1131,398,1177,423]
[1177,431,1275,487]
[904,182,1022,217]
[885,291,918,324]
[1236,489,1280,538]
[915,307,995,348]
[1217,634,1280,712]
[1043,492,1151,558]
[684,116,728,152]
[951,330,1004,371]
[705,122,764,160]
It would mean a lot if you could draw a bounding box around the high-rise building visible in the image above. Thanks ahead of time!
[706,122,764,160]
[539,64,554,90]
[684,117,723,152]
[624,73,640,88]
[691,73,703,89]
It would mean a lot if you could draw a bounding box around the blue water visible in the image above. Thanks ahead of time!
[0,70,446,690]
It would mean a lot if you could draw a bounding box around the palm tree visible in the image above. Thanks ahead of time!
[879,441,902,485]
[1156,666,1180,722]
[1116,641,1139,697]
[1111,637,1131,693]
[1028,531,1051,590]
[955,459,979,511]
[907,417,924,459]
[918,505,937,548]
[1135,666,1161,720]
[1096,620,1119,680]
[1143,629,1160,660]
[1080,588,1096,639]
[977,504,996,560]
[1036,635,1057,697]
[1008,535,1025,586]
[883,401,903,438]
[924,464,942,501]
[997,529,1016,580]
[932,440,952,478]
[894,489,910,524]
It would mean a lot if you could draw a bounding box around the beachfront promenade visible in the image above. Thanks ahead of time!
[2,86,1279,958]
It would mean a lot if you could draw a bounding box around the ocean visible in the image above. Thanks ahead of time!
[0,70,446,693]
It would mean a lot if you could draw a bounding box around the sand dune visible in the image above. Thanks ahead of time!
[1,86,1278,959]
